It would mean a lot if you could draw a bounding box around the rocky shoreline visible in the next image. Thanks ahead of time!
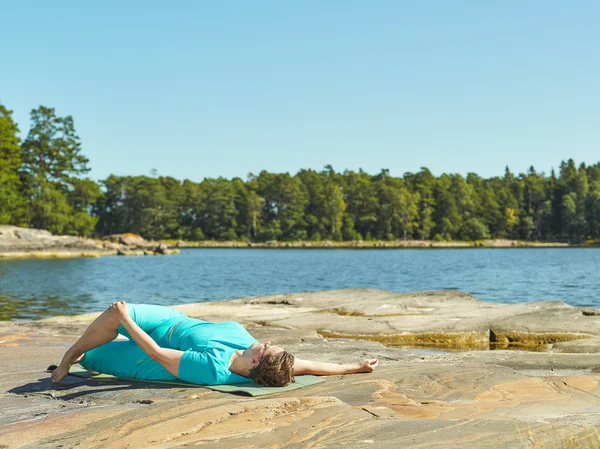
[171,238,572,249]
[2,289,600,448]
[0,225,580,260]
[0,226,179,258]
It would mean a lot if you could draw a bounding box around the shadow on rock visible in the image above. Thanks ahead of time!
[9,374,180,399]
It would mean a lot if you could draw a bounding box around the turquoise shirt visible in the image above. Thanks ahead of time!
[171,319,258,385]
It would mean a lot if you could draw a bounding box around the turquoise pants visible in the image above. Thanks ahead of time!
[80,304,186,381]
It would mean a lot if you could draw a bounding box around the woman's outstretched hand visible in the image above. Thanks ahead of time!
[359,359,379,373]
[108,301,129,322]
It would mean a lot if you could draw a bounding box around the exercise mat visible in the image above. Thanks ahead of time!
[65,366,324,396]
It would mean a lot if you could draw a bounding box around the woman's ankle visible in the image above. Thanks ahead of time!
[62,348,82,366]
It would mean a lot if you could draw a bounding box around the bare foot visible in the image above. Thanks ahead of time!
[50,363,70,383]
[51,353,85,383]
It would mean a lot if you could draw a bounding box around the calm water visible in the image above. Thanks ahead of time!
[1,248,599,320]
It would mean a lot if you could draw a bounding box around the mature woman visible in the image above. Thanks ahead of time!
[51,301,379,387]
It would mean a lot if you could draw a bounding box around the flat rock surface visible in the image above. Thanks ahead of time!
[2,289,600,448]
[0,226,177,258]
[0,225,105,254]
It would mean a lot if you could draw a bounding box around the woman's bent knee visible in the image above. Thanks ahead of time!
[99,309,121,330]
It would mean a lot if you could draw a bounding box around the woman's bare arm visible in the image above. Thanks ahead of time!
[293,358,378,376]
[109,301,184,377]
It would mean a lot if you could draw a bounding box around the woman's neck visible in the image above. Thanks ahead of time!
[229,349,250,377]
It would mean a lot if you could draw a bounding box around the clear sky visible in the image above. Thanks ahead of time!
[2,1,599,183]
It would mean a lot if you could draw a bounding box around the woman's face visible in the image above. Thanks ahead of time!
[246,342,284,366]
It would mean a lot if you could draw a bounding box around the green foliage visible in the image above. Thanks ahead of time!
[518,216,535,240]
[21,106,89,183]
[433,175,461,240]
[0,104,24,224]
[200,178,239,241]
[323,179,346,240]
[29,181,73,235]
[95,175,186,240]
[18,106,98,236]
[4,102,600,243]
[255,171,309,241]
[373,171,418,240]
[462,217,490,241]
[341,215,361,240]
[406,168,436,239]
[342,169,379,240]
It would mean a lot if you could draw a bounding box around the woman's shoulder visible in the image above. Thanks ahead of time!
[178,347,233,385]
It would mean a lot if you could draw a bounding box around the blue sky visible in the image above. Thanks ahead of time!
[2,1,599,182]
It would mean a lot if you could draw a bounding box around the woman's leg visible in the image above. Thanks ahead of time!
[116,304,186,346]
[52,304,186,383]
[51,309,120,383]
[80,340,177,381]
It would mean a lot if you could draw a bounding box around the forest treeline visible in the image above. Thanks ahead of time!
[2,104,600,243]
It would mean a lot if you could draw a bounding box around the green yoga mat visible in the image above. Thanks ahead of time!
[67,366,324,397]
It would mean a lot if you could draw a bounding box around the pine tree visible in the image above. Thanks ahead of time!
[20,106,97,235]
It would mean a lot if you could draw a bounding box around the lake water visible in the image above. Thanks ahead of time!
[1,248,599,320]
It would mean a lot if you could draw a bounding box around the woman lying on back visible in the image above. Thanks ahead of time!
[51,302,379,387]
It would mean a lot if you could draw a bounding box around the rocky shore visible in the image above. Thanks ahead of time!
[172,239,571,249]
[0,226,179,258]
[2,289,600,448]
[0,225,577,259]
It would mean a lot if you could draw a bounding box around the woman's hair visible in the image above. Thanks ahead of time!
[249,350,295,387]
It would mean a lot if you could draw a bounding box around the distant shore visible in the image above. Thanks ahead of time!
[168,238,574,249]
[2,224,594,260]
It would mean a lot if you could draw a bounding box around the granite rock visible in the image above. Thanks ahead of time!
[2,289,600,448]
